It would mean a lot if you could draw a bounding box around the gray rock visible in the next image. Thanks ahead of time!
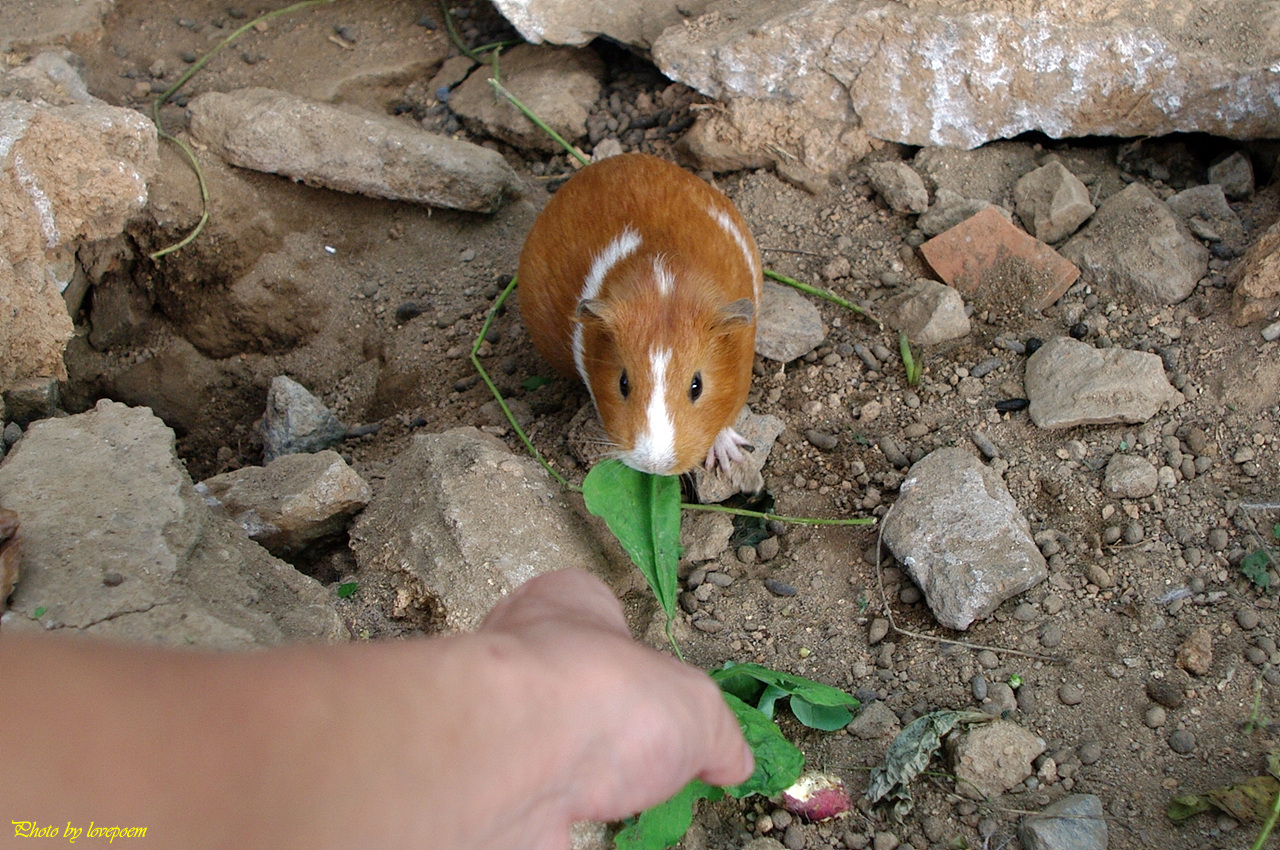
[1165,184,1245,245]
[1102,454,1159,499]
[882,448,1047,631]
[489,0,703,49]
[1013,162,1095,244]
[693,407,785,503]
[261,376,347,463]
[198,450,371,556]
[848,701,901,740]
[646,0,1280,173]
[349,427,626,633]
[1019,794,1107,850]
[1059,183,1208,305]
[866,161,929,214]
[947,719,1046,800]
[681,510,734,563]
[917,189,997,238]
[1207,150,1254,200]
[1025,337,1183,429]
[449,44,603,154]
[186,87,520,213]
[2,379,59,428]
[756,280,826,362]
[0,401,345,646]
[881,280,971,345]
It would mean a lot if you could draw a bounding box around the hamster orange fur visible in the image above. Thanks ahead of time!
[517,153,761,476]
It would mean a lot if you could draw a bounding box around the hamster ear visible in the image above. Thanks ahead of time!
[576,298,609,323]
[714,298,755,327]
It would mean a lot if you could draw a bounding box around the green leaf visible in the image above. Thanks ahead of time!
[582,460,681,622]
[790,697,854,732]
[722,692,805,799]
[613,780,722,850]
[336,581,358,598]
[32,606,47,619]
[755,684,789,721]
[711,660,860,711]
[1240,548,1273,588]
[521,375,552,391]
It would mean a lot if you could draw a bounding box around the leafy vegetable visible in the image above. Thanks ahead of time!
[336,581,358,598]
[32,606,46,619]
[711,661,860,732]
[614,693,804,850]
[582,460,681,627]
[614,780,722,850]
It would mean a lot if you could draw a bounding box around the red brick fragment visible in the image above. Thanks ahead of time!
[920,207,1080,312]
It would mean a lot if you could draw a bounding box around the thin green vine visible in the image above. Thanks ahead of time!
[148,0,337,260]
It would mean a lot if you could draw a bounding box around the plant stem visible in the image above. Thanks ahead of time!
[487,78,590,166]
[683,501,876,527]
[764,269,882,328]
[148,0,336,260]
[470,276,577,491]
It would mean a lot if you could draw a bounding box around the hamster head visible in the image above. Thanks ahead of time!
[576,267,755,476]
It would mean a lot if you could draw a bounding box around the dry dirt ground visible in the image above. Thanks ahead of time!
[36,0,1280,847]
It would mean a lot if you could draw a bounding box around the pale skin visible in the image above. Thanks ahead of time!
[0,569,753,849]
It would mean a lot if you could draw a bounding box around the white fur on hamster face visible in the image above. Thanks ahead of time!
[573,229,683,474]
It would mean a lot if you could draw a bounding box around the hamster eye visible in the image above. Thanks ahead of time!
[689,372,703,402]
[619,370,630,399]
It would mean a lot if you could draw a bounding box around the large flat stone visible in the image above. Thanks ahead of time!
[187,87,521,213]
[0,401,345,647]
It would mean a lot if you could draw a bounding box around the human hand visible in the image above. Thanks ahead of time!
[474,568,753,847]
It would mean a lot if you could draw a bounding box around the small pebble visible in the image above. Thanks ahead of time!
[1236,608,1260,630]
[970,430,999,459]
[736,545,757,564]
[1207,528,1229,551]
[868,618,890,645]
[783,823,805,850]
[995,398,1030,413]
[1144,705,1167,728]
[693,618,724,634]
[1078,741,1103,764]
[1069,321,1089,339]
[705,571,733,588]
[1058,682,1084,705]
[1039,624,1063,648]
[1122,522,1144,544]
[1013,602,1037,622]
[758,537,780,560]
[1025,337,1044,355]
[102,571,124,587]
[1168,729,1196,754]
[1245,645,1268,665]
[1262,320,1280,342]
[1146,679,1185,708]
[764,578,797,597]
[805,429,838,450]
[971,675,988,702]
